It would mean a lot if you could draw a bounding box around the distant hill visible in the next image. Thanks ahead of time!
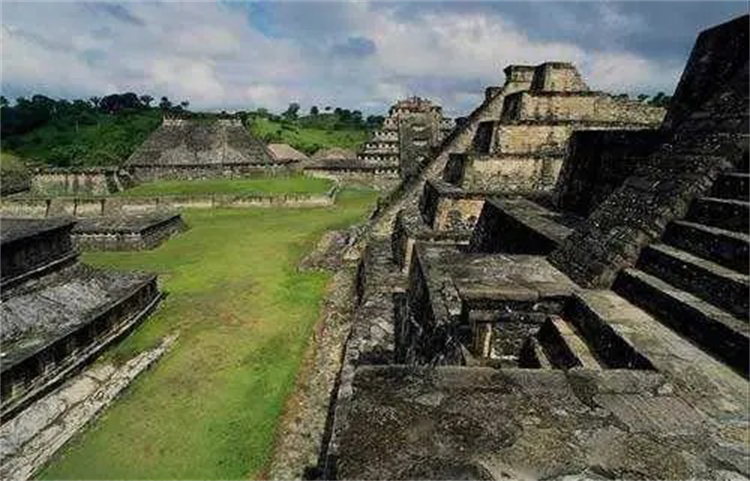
[248,112,375,156]
[0,94,174,168]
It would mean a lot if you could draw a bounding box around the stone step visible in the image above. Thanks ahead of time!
[613,268,749,375]
[663,220,749,274]
[518,336,552,369]
[536,316,602,370]
[711,172,749,201]
[638,243,749,319]
[687,197,749,234]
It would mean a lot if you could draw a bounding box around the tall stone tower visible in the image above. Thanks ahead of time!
[358,97,454,180]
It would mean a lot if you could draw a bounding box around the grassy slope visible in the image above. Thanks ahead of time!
[117,176,333,197]
[250,117,369,155]
[8,110,161,167]
[39,189,377,480]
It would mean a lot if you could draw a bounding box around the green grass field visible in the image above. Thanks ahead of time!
[118,176,334,197]
[250,117,369,155]
[39,188,378,480]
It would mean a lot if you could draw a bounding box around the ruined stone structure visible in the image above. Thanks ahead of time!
[0,218,162,419]
[358,97,454,180]
[267,143,309,163]
[71,212,187,251]
[125,116,279,181]
[320,15,749,480]
[29,167,134,197]
[303,148,401,191]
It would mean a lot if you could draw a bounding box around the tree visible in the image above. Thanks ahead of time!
[310,105,319,116]
[324,106,332,112]
[99,92,142,114]
[159,96,172,110]
[89,96,101,109]
[366,115,385,129]
[140,95,154,107]
[283,102,300,120]
[648,92,672,108]
[180,100,190,110]
[637,94,649,103]
[0,96,8,108]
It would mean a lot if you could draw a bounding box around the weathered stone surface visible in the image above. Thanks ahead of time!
[126,117,275,181]
[71,212,187,251]
[0,334,177,481]
[320,14,750,481]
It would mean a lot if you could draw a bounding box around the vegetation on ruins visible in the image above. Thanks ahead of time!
[0,94,189,168]
[614,91,672,108]
[0,151,31,195]
[247,106,384,155]
[117,176,333,197]
[38,188,378,480]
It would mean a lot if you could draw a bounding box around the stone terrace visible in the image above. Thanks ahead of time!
[0,218,161,419]
[323,15,750,480]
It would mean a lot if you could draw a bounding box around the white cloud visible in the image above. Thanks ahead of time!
[244,84,291,111]
[1,2,688,115]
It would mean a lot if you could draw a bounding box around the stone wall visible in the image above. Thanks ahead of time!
[529,62,589,92]
[554,130,667,216]
[303,168,399,191]
[664,15,749,130]
[549,14,748,288]
[130,163,297,182]
[30,168,131,196]
[420,180,486,231]
[0,189,337,218]
[461,153,563,192]
[503,91,666,125]
[71,215,187,251]
[1,219,76,283]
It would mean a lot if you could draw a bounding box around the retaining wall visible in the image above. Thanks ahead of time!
[0,188,338,218]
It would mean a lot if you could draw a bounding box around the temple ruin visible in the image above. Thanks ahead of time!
[358,97,454,180]
[321,14,750,480]
[0,218,162,419]
[125,116,279,181]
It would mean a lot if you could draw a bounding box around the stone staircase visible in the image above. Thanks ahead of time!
[613,158,750,375]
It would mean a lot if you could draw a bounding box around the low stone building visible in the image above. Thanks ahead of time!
[267,143,309,163]
[0,217,162,419]
[321,14,749,480]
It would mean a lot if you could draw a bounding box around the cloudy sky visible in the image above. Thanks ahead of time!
[1,1,747,116]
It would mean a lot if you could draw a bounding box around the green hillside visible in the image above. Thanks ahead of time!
[247,108,383,156]
[4,109,161,168]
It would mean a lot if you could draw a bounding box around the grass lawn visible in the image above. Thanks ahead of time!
[250,117,369,155]
[117,176,334,197]
[38,188,378,480]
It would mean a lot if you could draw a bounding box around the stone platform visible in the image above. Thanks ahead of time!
[0,218,161,419]
[71,212,186,251]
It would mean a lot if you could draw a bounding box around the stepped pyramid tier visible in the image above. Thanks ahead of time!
[357,97,455,180]
[125,115,278,181]
[267,143,309,163]
[390,61,667,273]
[0,218,161,419]
[322,15,750,480]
